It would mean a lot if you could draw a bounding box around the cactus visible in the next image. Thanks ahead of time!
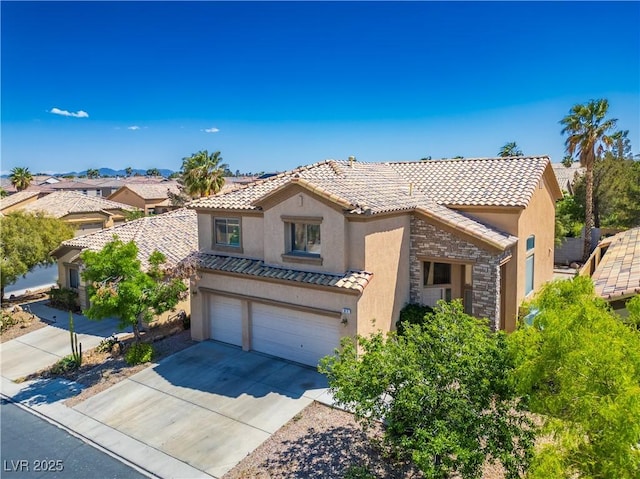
[69,311,83,367]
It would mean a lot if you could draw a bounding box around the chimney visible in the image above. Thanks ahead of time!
[409,182,414,196]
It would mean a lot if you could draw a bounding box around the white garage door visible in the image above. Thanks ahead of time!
[251,303,342,367]
[208,295,242,346]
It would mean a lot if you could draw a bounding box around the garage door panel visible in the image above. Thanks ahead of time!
[251,303,341,367]
[209,295,242,347]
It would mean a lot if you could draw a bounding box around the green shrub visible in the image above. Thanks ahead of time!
[344,465,375,479]
[125,343,154,365]
[0,312,19,333]
[96,334,119,353]
[395,303,434,335]
[49,286,79,312]
[51,355,80,374]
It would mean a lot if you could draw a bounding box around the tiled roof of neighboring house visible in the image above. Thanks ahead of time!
[591,227,640,300]
[389,156,554,207]
[0,190,44,211]
[552,162,585,193]
[51,180,99,191]
[20,191,135,218]
[56,208,197,269]
[190,159,522,250]
[195,252,373,293]
[116,182,181,200]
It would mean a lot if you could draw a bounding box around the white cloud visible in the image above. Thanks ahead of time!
[49,107,89,118]
[127,125,141,130]
[203,127,220,133]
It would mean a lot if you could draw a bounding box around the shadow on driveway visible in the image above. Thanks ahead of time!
[149,340,329,400]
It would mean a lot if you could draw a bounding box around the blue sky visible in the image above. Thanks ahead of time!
[2,1,639,175]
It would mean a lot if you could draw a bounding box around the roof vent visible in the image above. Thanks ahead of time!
[348,156,356,167]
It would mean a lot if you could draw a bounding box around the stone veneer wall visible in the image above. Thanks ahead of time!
[410,216,511,330]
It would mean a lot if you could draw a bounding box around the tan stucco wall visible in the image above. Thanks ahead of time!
[198,214,264,258]
[349,215,411,336]
[263,192,347,273]
[191,272,358,342]
[108,188,146,211]
[516,176,557,299]
[457,176,557,331]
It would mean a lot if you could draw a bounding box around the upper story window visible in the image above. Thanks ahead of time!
[214,218,241,248]
[281,216,323,265]
[423,261,452,286]
[291,223,321,255]
[526,235,535,251]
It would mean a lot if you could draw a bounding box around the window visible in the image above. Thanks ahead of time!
[290,223,321,255]
[214,218,241,247]
[525,235,535,295]
[526,235,535,251]
[423,261,451,286]
[69,268,80,289]
[525,254,534,295]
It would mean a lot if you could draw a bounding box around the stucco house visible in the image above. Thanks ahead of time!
[0,190,50,214]
[552,162,585,195]
[107,182,181,215]
[186,156,562,367]
[51,208,197,315]
[14,191,136,236]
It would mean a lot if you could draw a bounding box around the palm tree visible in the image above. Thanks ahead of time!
[498,142,523,157]
[560,99,617,261]
[9,167,33,191]
[180,150,228,197]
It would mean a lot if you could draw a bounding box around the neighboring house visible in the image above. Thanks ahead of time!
[552,162,585,195]
[580,227,640,314]
[17,191,136,235]
[51,208,197,314]
[51,179,107,197]
[107,182,181,214]
[0,190,50,214]
[187,156,562,367]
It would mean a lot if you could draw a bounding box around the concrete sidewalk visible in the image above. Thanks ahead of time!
[0,300,128,381]
[1,305,333,479]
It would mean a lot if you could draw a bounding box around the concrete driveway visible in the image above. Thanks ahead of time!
[73,341,331,478]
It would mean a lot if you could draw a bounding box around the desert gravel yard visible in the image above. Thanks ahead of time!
[224,401,422,479]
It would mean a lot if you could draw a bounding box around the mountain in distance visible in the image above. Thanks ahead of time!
[60,167,175,178]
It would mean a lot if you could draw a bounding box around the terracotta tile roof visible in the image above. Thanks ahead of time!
[51,180,100,190]
[190,159,518,250]
[20,191,135,218]
[195,252,373,293]
[116,182,181,200]
[592,227,640,300]
[389,156,552,207]
[56,208,198,269]
[552,163,585,193]
[0,190,44,211]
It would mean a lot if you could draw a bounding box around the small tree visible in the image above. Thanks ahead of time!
[320,301,535,479]
[0,212,75,299]
[81,237,188,342]
[508,277,640,478]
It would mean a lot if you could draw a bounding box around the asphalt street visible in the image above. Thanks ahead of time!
[0,399,149,479]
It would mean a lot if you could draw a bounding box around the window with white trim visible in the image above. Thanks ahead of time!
[214,218,241,248]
